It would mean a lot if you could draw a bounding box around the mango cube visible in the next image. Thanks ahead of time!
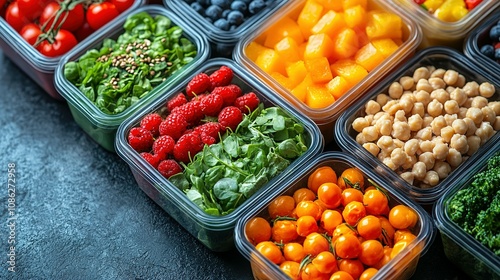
[245,42,269,62]
[326,76,351,100]
[274,37,301,64]
[270,72,295,91]
[366,11,403,40]
[330,59,368,86]
[286,60,308,87]
[315,0,343,11]
[291,74,314,103]
[332,28,360,60]
[304,33,335,60]
[343,0,367,9]
[305,57,333,83]
[344,5,367,29]
[255,49,286,75]
[354,42,385,72]
[371,38,399,58]
[297,0,324,38]
[264,16,305,49]
[311,10,346,39]
[306,85,335,108]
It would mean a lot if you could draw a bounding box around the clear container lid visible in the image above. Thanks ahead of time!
[54,5,210,130]
[0,0,145,73]
[335,46,500,205]
[233,0,422,126]
[234,151,436,280]
[115,57,324,231]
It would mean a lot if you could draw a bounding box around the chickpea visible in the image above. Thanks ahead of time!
[400,172,414,185]
[400,76,415,91]
[353,117,369,132]
[416,80,434,95]
[415,127,433,141]
[365,115,374,125]
[420,140,435,153]
[447,148,462,168]
[423,116,434,128]
[404,139,420,156]
[391,148,407,167]
[443,69,459,86]
[452,119,468,135]
[494,116,500,131]
[394,110,406,122]
[413,67,430,81]
[462,97,473,108]
[402,154,417,170]
[475,122,495,145]
[428,77,446,90]
[479,82,495,98]
[427,65,436,74]
[458,107,468,119]
[481,106,496,125]
[383,100,403,116]
[414,90,432,107]
[431,116,447,136]
[446,86,456,94]
[363,143,380,157]
[463,118,477,136]
[365,100,381,115]
[488,101,500,115]
[394,139,405,149]
[373,111,387,123]
[375,118,393,136]
[444,114,457,126]
[466,135,481,156]
[450,88,467,106]
[433,161,451,179]
[427,99,443,117]
[411,102,425,117]
[463,81,479,97]
[466,107,484,126]
[441,126,455,143]
[456,74,466,88]
[430,68,446,79]
[388,82,404,99]
[444,100,460,114]
[430,89,450,104]
[377,135,394,152]
[392,121,411,141]
[450,134,468,154]
[362,126,379,142]
[376,93,391,107]
[399,97,414,114]
[470,96,488,108]
[378,150,391,162]
[412,161,427,180]
[423,170,440,187]
[432,141,449,161]
[408,114,423,131]
[382,157,398,171]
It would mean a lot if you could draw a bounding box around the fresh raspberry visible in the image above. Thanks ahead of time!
[173,132,204,163]
[171,100,204,126]
[194,122,222,140]
[212,85,242,107]
[200,93,224,116]
[140,113,163,137]
[128,127,154,152]
[152,135,175,160]
[159,113,188,140]
[218,106,243,131]
[186,72,211,98]
[157,159,183,179]
[234,92,260,114]
[167,93,187,112]
[140,152,161,169]
[209,65,233,88]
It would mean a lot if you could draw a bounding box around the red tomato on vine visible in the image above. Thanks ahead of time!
[37,29,77,57]
[111,0,134,13]
[39,2,84,32]
[86,2,119,30]
[20,23,41,46]
[5,2,30,32]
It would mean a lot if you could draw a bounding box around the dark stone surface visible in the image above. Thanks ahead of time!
[0,49,472,280]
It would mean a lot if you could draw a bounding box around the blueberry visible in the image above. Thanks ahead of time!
[480,44,495,58]
[495,48,500,60]
[214,18,230,31]
[196,0,210,6]
[211,0,230,9]
[231,1,247,13]
[205,5,223,21]
[490,25,500,41]
[248,0,266,14]
[215,42,234,58]
[227,10,244,26]
[222,9,231,19]
[190,2,205,14]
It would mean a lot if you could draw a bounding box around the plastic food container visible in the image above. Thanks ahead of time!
[335,47,500,205]
[115,58,324,252]
[165,0,288,58]
[54,5,210,152]
[234,151,435,280]
[0,0,144,100]
[464,10,500,76]
[390,0,500,49]
[234,0,422,145]
[434,142,500,279]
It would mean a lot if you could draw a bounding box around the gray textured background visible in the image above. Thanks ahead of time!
[0,49,470,280]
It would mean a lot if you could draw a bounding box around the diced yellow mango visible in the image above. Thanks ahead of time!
[306,84,335,108]
[297,0,324,38]
[263,16,305,49]
[291,74,314,103]
[344,5,367,29]
[304,33,335,60]
[354,42,385,72]
[343,0,367,9]
[371,38,399,58]
[311,10,346,39]
[434,0,468,22]
[286,60,308,87]
[330,59,368,86]
[274,37,301,64]
[315,0,343,11]
[332,27,360,60]
[326,76,351,100]
[366,11,403,40]
[245,42,269,62]
[270,72,295,91]
[422,0,444,12]
[305,57,333,83]
[255,49,286,75]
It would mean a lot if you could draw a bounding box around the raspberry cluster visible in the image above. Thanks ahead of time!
[127,65,261,178]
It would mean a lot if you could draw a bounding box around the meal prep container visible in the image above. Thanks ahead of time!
[335,47,500,205]
[54,5,210,152]
[234,151,435,280]
[0,0,144,100]
[390,0,500,49]
[165,0,288,58]
[234,0,422,145]
[115,58,324,252]
[464,9,500,76]
[434,142,500,280]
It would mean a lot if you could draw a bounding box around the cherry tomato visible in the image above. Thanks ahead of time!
[74,20,95,42]
[296,215,319,237]
[308,166,337,193]
[311,251,337,274]
[86,2,119,30]
[111,0,134,13]
[388,205,418,229]
[342,201,366,226]
[0,0,6,8]
[17,0,48,21]
[320,209,343,235]
[5,2,30,32]
[356,215,382,240]
[301,262,330,280]
[337,167,365,190]
[280,261,301,280]
[245,217,271,246]
[20,23,41,46]
[330,270,355,280]
[465,0,482,10]
[317,182,342,209]
[393,229,417,244]
[334,233,361,259]
[337,259,364,279]
[295,200,322,221]
[293,187,316,204]
[302,232,329,257]
[332,223,356,243]
[378,216,395,247]
[255,241,284,265]
[373,246,392,269]
[363,189,389,216]
[341,187,364,206]
[37,29,77,57]
[359,267,378,280]
[39,2,84,32]
[282,242,306,263]
[272,219,298,243]
[268,195,295,219]
[359,239,384,266]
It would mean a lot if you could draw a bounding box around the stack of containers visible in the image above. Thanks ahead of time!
[115,58,324,252]
[54,5,210,152]
[335,47,500,206]
[390,0,500,49]
[234,0,422,144]
[0,0,145,100]
[165,0,288,57]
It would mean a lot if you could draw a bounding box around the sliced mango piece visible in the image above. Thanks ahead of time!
[305,57,333,83]
[332,27,360,60]
[343,0,367,9]
[354,42,385,72]
[371,38,399,58]
[245,42,269,62]
[366,11,403,40]
[274,37,301,64]
[326,76,351,100]
[270,72,295,91]
[297,0,324,38]
[286,60,308,87]
[263,16,305,49]
[255,49,286,75]
[315,0,343,11]
[291,74,314,103]
[330,59,368,86]
[344,5,367,29]
[304,33,335,60]
[306,84,335,108]
[311,10,346,39]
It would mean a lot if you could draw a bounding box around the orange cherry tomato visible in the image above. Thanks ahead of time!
[341,187,364,206]
[337,259,364,279]
[245,217,272,245]
[359,267,378,280]
[296,200,322,221]
[388,205,418,229]
[337,167,365,190]
[332,223,356,243]
[312,251,338,274]
[308,166,338,193]
[283,242,306,262]
[317,182,342,209]
[357,215,382,240]
[334,233,361,259]
[301,262,330,280]
[293,187,317,204]
[342,201,366,226]
[272,219,298,243]
[373,246,392,269]
[303,232,330,257]
[390,240,411,260]
[394,229,417,244]
[378,216,396,247]
[297,215,319,237]
[359,239,385,266]
[256,241,284,265]
[280,261,301,280]
[363,189,389,216]
[320,209,343,235]
[268,195,295,219]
